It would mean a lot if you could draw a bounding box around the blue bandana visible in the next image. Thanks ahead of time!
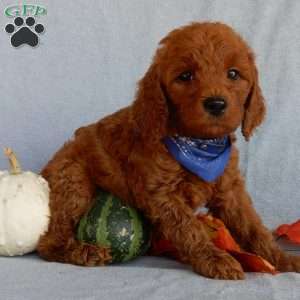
[163,135,232,182]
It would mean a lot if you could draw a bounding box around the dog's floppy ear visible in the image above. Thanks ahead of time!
[132,62,169,144]
[242,53,266,141]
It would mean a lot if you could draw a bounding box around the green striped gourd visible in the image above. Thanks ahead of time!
[76,189,150,263]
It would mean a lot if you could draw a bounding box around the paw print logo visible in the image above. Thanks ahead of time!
[5,17,45,47]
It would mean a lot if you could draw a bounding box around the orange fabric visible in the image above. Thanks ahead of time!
[275,220,300,244]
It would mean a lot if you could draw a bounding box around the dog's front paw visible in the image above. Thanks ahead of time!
[278,255,300,272]
[193,250,245,280]
[290,255,300,272]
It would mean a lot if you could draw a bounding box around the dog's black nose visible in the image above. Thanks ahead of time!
[203,97,227,116]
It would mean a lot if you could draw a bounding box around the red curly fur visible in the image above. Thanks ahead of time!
[37,22,300,279]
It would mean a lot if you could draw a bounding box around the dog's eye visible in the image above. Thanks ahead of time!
[227,69,240,80]
[177,71,194,82]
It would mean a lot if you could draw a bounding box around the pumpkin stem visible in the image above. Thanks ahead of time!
[3,147,22,175]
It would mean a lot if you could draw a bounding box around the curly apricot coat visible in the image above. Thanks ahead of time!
[37,22,300,279]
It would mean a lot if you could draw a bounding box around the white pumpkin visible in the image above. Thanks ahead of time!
[0,147,50,256]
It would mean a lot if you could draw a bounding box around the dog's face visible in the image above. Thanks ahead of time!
[155,23,265,139]
[133,22,265,143]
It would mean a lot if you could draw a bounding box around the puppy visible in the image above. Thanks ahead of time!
[37,22,300,279]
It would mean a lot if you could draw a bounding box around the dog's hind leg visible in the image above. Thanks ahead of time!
[37,156,112,266]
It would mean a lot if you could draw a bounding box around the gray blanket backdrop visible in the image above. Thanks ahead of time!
[1,0,300,299]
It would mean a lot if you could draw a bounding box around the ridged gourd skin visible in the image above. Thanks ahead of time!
[0,170,50,256]
[77,189,151,263]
